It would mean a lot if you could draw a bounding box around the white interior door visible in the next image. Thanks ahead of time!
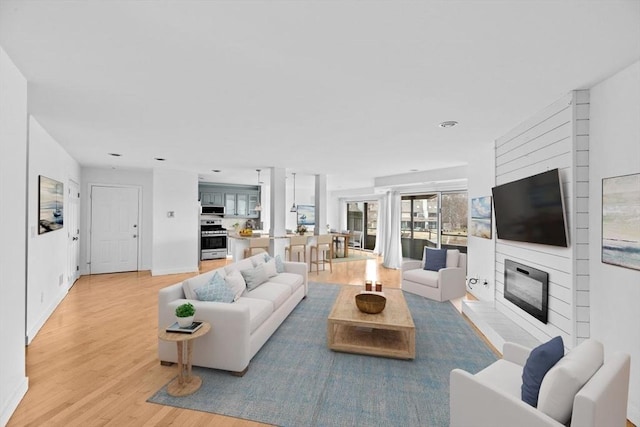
[90,185,140,274]
[67,179,81,287]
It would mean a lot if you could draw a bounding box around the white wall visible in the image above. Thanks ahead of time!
[466,143,496,301]
[589,60,640,425]
[26,117,81,343]
[0,46,29,427]
[152,169,199,275]
[80,167,153,273]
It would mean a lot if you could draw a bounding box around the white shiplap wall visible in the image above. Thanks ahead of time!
[494,90,590,349]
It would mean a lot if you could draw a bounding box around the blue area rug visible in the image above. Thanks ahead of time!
[148,283,497,426]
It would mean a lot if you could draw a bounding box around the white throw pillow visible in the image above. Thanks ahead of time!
[224,270,246,301]
[445,249,460,268]
[263,258,278,278]
[537,339,604,424]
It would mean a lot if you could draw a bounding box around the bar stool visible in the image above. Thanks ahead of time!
[285,235,307,262]
[309,234,333,274]
[243,237,270,258]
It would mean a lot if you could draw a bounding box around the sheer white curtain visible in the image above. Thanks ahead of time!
[373,195,387,255]
[382,191,403,269]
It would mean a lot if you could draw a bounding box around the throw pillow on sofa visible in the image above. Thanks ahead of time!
[264,254,285,273]
[423,247,447,271]
[241,263,269,291]
[521,335,564,407]
[225,270,247,301]
[195,272,235,303]
[263,258,278,278]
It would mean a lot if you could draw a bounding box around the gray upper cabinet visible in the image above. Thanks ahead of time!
[200,191,224,206]
[200,183,260,218]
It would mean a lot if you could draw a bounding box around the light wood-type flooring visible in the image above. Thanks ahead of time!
[8,252,404,426]
[14,252,631,426]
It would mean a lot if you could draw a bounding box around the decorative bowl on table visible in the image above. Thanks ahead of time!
[239,229,253,236]
[355,293,386,314]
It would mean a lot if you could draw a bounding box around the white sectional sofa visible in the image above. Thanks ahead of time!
[158,252,308,375]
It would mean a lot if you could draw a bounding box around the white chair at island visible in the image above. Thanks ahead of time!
[243,237,270,258]
[309,234,333,274]
[285,235,307,262]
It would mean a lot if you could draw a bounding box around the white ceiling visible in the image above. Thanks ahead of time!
[1,1,638,190]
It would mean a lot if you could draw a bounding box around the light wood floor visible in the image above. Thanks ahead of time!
[14,253,630,427]
[8,253,405,426]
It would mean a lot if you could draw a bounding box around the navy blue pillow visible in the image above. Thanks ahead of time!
[521,336,564,407]
[423,248,447,271]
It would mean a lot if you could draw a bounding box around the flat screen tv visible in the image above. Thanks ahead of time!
[492,169,569,247]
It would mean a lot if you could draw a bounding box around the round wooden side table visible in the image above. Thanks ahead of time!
[158,321,211,397]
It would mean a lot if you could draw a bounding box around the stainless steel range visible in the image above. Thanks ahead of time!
[200,217,227,260]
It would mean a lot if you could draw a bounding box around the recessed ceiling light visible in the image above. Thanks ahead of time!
[212,169,221,173]
[108,153,122,157]
[154,157,166,161]
[439,121,458,128]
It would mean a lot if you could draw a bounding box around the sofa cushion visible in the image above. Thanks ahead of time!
[537,339,604,424]
[246,282,292,310]
[224,270,247,301]
[403,269,439,288]
[446,249,460,268]
[268,272,304,293]
[475,359,523,399]
[195,272,235,303]
[424,247,447,271]
[182,269,226,300]
[234,297,273,334]
[241,264,270,291]
[521,336,564,407]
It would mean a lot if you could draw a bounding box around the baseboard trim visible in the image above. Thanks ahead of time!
[0,376,28,426]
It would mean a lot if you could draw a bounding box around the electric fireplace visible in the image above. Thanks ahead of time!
[504,259,549,324]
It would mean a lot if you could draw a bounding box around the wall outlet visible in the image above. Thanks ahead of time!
[59,274,64,286]
[40,291,44,303]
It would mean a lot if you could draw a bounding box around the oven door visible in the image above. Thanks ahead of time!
[201,234,227,251]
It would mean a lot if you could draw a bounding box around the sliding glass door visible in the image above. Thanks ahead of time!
[346,201,378,250]
[401,191,467,260]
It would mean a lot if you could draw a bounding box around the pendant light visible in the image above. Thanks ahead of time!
[254,169,262,211]
[290,172,297,212]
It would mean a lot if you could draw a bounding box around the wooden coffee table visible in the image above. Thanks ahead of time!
[327,286,415,359]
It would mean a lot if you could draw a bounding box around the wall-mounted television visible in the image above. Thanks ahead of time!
[492,169,569,247]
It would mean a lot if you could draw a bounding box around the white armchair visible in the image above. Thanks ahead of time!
[401,248,466,301]
[450,340,631,427]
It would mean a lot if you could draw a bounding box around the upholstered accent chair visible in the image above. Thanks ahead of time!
[401,247,467,301]
[450,339,631,427]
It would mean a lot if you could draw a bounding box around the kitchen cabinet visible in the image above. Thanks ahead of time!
[199,183,260,218]
[200,191,223,206]
[225,191,259,218]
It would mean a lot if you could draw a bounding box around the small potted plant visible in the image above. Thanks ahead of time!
[175,302,195,327]
[296,224,307,235]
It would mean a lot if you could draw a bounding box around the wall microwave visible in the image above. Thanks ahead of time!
[201,205,225,216]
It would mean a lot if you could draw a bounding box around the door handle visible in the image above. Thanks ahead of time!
[133,234,138,238]
[72,237,78,241]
